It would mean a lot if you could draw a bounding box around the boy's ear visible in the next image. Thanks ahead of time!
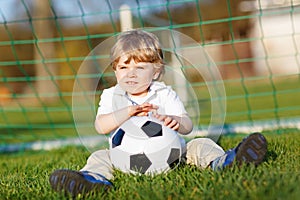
[153,71,160,80]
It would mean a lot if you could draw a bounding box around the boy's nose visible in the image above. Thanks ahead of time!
[127,68,137,77]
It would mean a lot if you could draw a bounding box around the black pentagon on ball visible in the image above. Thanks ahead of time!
[141,121,162,137]
[111,128,125,148]
[167,148,181,168]
[130,153,152,174]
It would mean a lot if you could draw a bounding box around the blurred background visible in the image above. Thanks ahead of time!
[0,0,299,152]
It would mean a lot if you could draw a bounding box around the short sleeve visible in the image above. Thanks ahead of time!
[158,86,188,116]
[96,88,114,116]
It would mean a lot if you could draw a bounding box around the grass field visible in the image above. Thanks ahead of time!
[1,130,299,200]
[0,75,299,199]
[1,75,300,144]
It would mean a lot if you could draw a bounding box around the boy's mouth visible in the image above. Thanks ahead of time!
[125,81,138,85]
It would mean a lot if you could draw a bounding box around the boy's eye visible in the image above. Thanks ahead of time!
[118,65,127,69]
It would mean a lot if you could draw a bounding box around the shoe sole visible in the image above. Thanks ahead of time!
[49,169,109,197]
[235,132,268,166]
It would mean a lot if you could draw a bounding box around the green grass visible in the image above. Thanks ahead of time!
[0,76,299,198]
[1,131,299,200]
[195,74,300,124]
[1,75,300,144]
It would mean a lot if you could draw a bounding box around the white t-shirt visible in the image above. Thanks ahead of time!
[97,81,188,117]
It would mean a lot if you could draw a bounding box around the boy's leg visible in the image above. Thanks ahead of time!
[80,149,114,180]
[49,149,113,196]
[186,138,225,169]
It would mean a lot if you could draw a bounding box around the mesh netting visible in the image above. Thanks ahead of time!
[0,0,299,152]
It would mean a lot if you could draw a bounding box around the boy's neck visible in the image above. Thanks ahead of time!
[127,91,148,98]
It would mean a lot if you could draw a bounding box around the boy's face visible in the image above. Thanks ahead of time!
[115,55,160,97]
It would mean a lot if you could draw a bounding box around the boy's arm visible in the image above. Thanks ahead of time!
[172,114,193,135]
[95,103,158,134]
[153,113,193,135]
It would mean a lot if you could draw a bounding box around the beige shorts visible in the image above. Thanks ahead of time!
[80,138,225,180]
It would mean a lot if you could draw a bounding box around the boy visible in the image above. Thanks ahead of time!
[49,29,267,196]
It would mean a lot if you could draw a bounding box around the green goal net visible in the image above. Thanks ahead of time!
[0,0,299,152]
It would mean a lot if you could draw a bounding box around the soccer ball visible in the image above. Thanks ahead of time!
[109,116,186,175]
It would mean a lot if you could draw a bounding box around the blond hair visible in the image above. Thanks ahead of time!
[110,29,164,78]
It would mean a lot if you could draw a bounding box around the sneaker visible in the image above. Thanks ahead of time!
[49,169,112,197]
[210,132,268,170]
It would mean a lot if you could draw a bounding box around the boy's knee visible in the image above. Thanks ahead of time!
[187,138,216,147]
[186,138,225,168]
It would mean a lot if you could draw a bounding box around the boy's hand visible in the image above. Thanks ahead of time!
[129,103,158,117]
[152,114,180,131]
